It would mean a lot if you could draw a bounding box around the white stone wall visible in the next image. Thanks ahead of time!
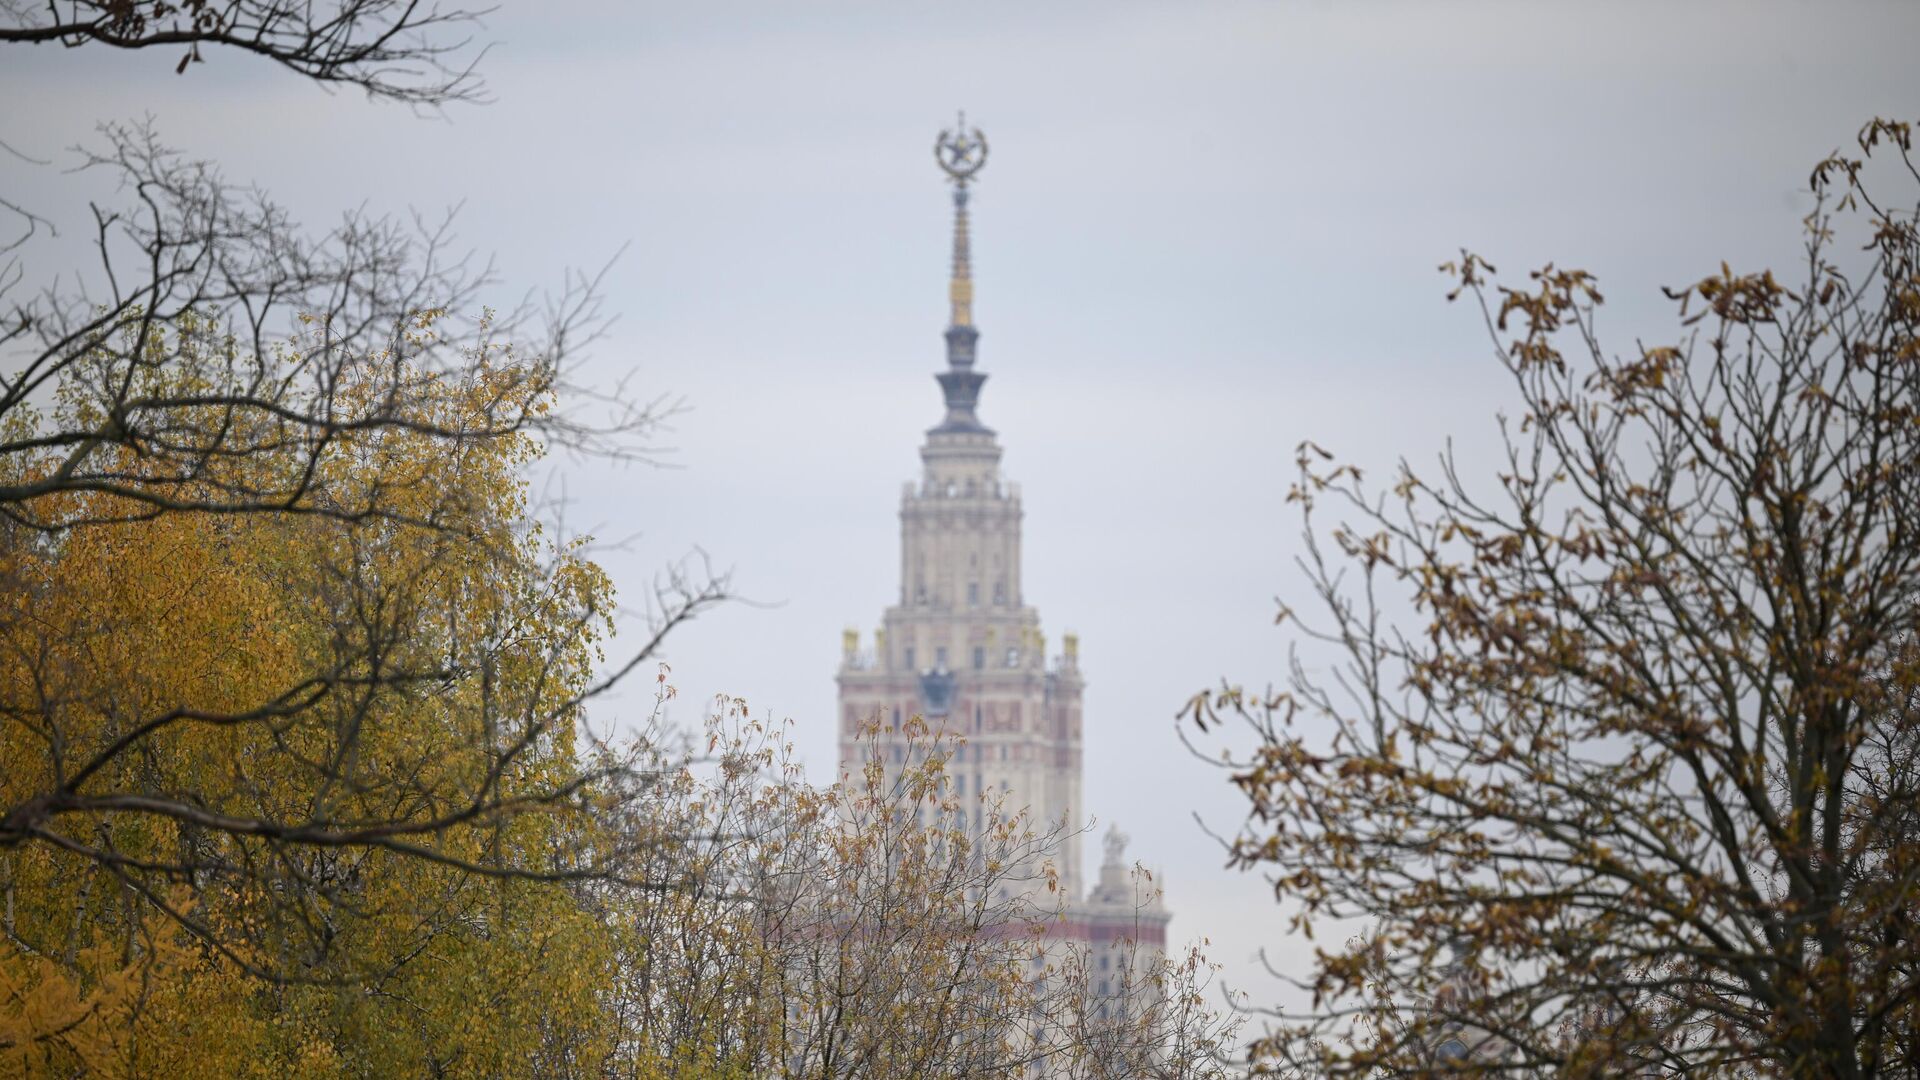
[839,422,1086,900]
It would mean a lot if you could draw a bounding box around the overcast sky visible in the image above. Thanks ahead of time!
[6,0,1917,1013]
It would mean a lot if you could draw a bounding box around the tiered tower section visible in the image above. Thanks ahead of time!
[836,116,1086,900]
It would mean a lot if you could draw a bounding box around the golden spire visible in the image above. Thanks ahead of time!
[949,186,974,327]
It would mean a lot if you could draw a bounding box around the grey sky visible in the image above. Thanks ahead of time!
[6,0,1917,1012]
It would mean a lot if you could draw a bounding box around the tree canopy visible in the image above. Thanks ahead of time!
[1190,119,1920,1077]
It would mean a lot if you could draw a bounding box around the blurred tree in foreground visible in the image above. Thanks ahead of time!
[596,710,1243,1080]
[1189,119,1920,1077]
[0,4,723,1070]
[0,290,705,1072]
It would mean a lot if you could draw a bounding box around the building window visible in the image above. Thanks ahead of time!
[974,703,982,732]
[892,706,901,730]
[904,646,915,671]
[972,646,984,670]
[935,646,948,669]
[967,581,979,606]
[956,774,966,796]
[1005,646,1019,667]
[994,580,1006,605]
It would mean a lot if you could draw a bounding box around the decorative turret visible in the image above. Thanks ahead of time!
[932,113,990,434]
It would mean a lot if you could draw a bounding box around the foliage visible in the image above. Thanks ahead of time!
[1189,119,1920,1077]
[0,312,666,1074]
[0,123,717,1078]
[596,706,1242,1079]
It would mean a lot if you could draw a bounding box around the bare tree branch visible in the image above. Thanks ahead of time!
[0,0,490,105]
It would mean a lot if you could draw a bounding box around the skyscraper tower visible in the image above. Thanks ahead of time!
[836,114,1087,900]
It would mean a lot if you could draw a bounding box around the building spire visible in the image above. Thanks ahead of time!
[949,174,974,328]
[932,113,991,433]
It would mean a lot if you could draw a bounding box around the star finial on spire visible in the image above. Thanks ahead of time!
[934,114,988,186]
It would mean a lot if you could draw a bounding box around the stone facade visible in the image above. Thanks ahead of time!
[836,120,1167,975]
[834,405,1090,899]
